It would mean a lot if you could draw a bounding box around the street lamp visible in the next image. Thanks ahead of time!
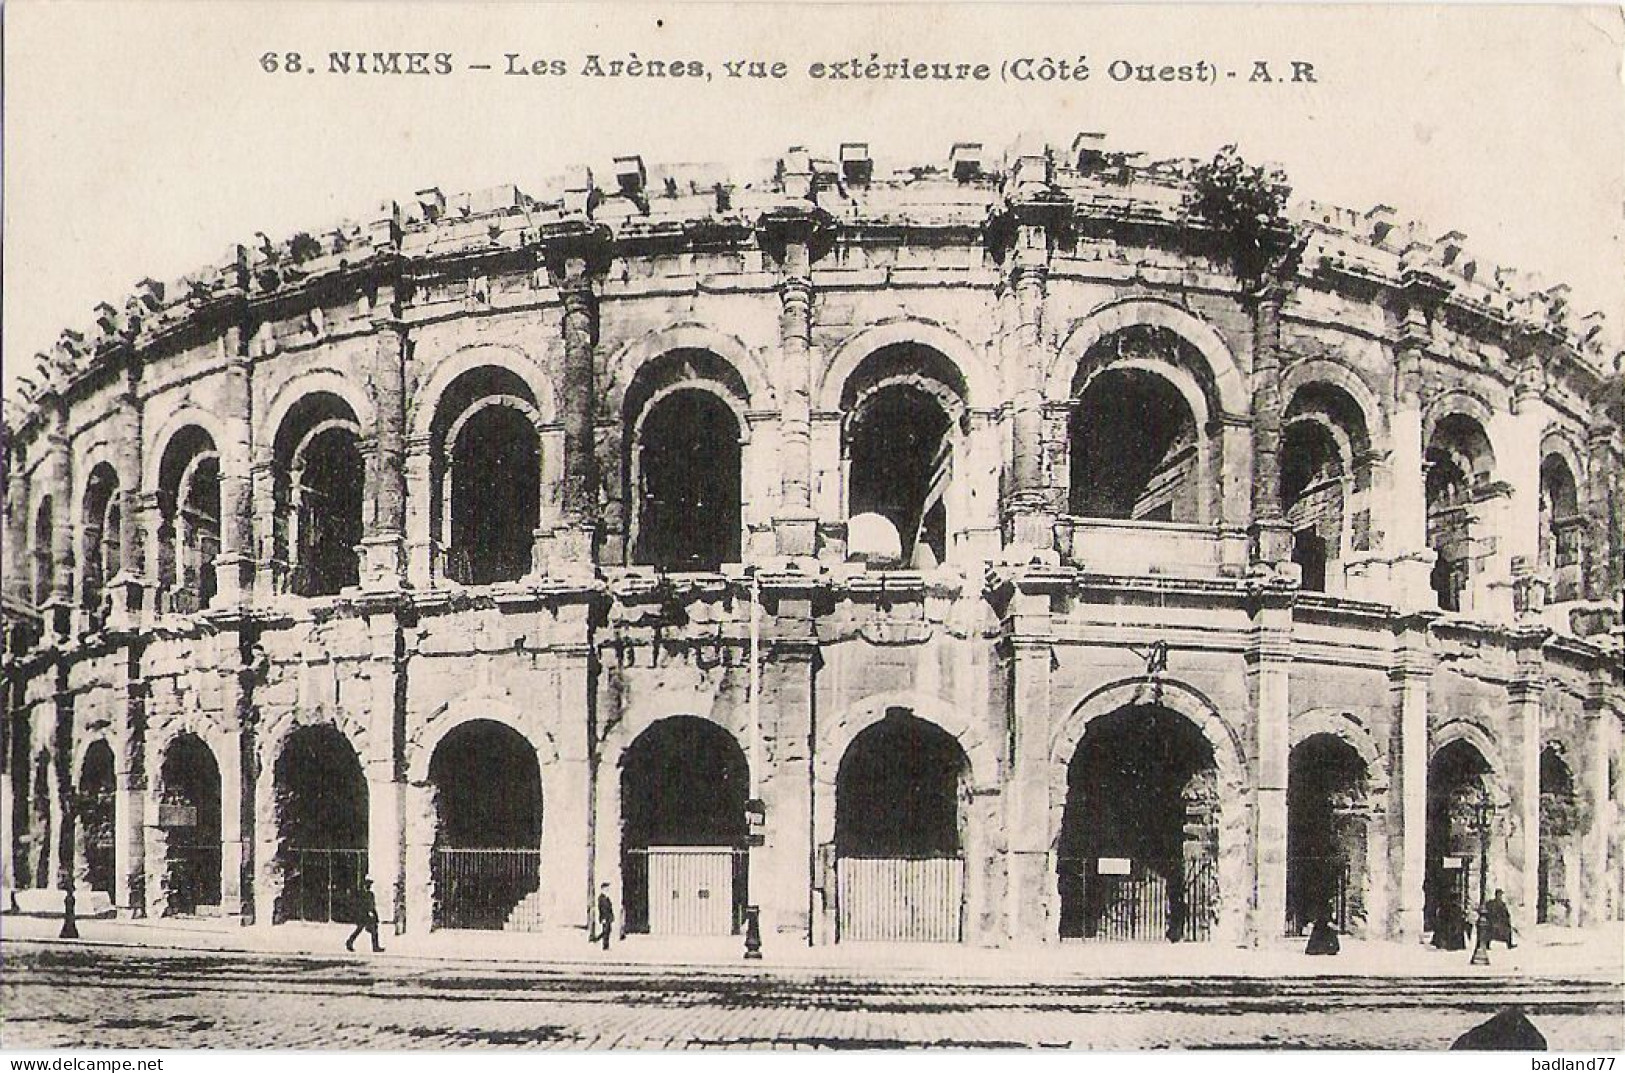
[1469,794,1494,966]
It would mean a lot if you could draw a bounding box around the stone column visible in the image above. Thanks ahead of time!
[214,328,255,609]
[52,671,75,911]
[46,412,73,640]
[1004,573,1058,943]
[1388,314,1436,608]
[547,603,594,929]
[109,367,146,629]
[1249,289,1293,567]
[1248,593,1293,941]
[546,224,611,574]
[116,672,149,916]
[362,286,409,590]
[403,779,435,935]
[1005,234,1056,556]
[1508,635,1546,931]
[759,208,820,561]
[364,611,405,929]
[1578,683,1614,924]
[3,465,29,610]
[1582,425,1620,603]
[1502,358,1550,618]
[758,581,817,944]
[1390,615,1434,941]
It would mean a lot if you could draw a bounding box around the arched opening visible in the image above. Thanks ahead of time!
[1424,739,1495,933]
[32,498,54,607]
[1281,382,1373,594]
[1539,454,1583,602]
[840,344,964,568]
[631,390,742,571]
[834,711,969,942]
[1070,368,1200,521]
[273,394,364,597]
[156,427,221,614]
[430,368,542,586]
[1286,734,1369,935]
[1425,414,1495,613]
[273,725,368,924]
[1538,747,1580,926]
[427,720,543,930]
[619,717,750,936]
[1058,706,1219,941]
[76,740,117,897]
[81,464,121,620]
[158,734,222,915]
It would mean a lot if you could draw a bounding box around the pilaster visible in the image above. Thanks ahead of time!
[1387,307,1437,608]
[1389,612,1436,940]
[1247,586,1293,941]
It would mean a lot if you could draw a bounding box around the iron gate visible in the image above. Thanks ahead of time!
[836,856,964,942]
[284,847,368,923]
[431,847,542,930]
[165,843,222,915]
[1059,857,1217,941]
[625,847,747,936]
[1286,854,1351,935]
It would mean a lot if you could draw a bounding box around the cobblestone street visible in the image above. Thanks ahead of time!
[3,939,1621,1051]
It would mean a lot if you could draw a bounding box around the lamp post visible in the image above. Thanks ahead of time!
[1469,794,1494,966]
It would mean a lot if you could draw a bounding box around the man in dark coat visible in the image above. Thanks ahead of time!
[1483,889,1516,949]
[594,883,615,951]
[346,879,385,953]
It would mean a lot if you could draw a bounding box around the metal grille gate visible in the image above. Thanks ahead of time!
[432,848,543,930]
[1060,857,1217,941]
[836,856,965,942]
[1286,854,1351,935]
[284,847,368,923]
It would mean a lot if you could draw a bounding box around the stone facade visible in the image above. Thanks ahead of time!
[2,137,1622,947]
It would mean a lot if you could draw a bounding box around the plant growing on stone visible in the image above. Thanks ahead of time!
[1185,145,1305,292]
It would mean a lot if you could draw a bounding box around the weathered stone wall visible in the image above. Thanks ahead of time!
[3,141,1621,947]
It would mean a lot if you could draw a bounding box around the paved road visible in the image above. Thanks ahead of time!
[3,941,1621,1050]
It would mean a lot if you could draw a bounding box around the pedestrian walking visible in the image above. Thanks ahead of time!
[346,878,385,953]
[593,882,616,951]
[1483,889,1517,949]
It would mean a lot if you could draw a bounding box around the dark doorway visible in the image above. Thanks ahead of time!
[1069,369,1199,521]
[449,407,540,584]
[1538,748,1578,925]
[834,711,969,942]
[274,396,365,597]
[1286,734,1368,935]
[274,725,368,923]
[1424,740,1494,931]
[633,389,742,571]
[428,720,543,929]
[77,740,117,897]
[847,385,952,568]
[27,752,52,890]
[1058,706,1219,941]
[620,717,749,935]
[159,734,222,915]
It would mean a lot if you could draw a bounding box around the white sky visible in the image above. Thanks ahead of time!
[5,2,1623,389]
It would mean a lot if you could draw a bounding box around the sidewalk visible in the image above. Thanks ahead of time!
[4,912,1621,983]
